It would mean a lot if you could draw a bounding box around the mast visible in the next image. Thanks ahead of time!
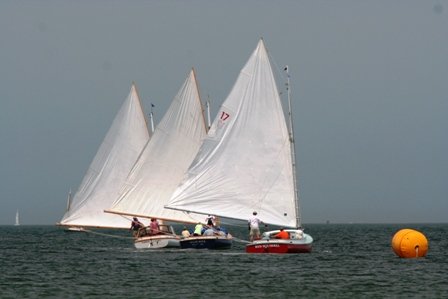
[132,82,155,134]
[285,65,301,228]
[191,67,208,133]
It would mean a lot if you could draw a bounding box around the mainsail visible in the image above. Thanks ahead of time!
[166,39,299,228]
[59,84,150,229]
[107,69,207,224]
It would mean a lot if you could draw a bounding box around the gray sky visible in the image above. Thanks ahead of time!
[1,1,447,225]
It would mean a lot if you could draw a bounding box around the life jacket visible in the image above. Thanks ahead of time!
[275,230,289,239]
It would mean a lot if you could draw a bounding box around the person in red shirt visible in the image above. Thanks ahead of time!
[274,228,289,239]
[149,218,160,235]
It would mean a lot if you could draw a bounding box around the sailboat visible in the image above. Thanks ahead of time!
[106,69,223,249]
[166,39,313,253]
[15,209,20,226]
[57,83,151,230]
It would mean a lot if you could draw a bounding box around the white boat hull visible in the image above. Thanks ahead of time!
[134,235,180,249]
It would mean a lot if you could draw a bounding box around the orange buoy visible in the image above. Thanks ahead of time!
[391,229,428,258]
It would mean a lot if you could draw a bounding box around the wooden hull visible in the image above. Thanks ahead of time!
[180,236,232,250]
[134,235,180,249]
[246,231,313,254]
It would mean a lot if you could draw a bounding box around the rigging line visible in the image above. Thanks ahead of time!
[82,229,134,240]
[232,237,250,244]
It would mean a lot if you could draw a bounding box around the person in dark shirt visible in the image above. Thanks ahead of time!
[205,215,216,227]
[130,217,144,237]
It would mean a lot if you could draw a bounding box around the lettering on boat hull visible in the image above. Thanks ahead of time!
[180,236,232,250]
[246,241,312,254]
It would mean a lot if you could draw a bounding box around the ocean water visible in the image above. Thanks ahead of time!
[1,224,447,298]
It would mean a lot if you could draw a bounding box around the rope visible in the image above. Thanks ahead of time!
[232,237,250,244]
[83,229,134,240]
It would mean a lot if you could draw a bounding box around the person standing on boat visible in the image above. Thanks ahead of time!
[130,217,144,237]
[248,211,264,241]
[149,218,160,235]
[205,214,216,227]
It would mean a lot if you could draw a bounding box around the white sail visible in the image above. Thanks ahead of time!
[59,84,150,229]
[107,69,207,224]
[15,210,20,226]
[166,39,299,228]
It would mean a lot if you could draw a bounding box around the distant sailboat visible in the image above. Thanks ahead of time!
[105,69,219,249]
[15,210,20,226]
[57,83,151,230]
[166,39,313,253]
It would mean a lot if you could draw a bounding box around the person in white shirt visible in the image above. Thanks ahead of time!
[181,227,190,238]
[248,211,264,241]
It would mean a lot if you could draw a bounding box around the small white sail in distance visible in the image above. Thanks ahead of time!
[106,69,207,224]
[15,209,20,226]
[166,39,300,228]
[58,83,150,229]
